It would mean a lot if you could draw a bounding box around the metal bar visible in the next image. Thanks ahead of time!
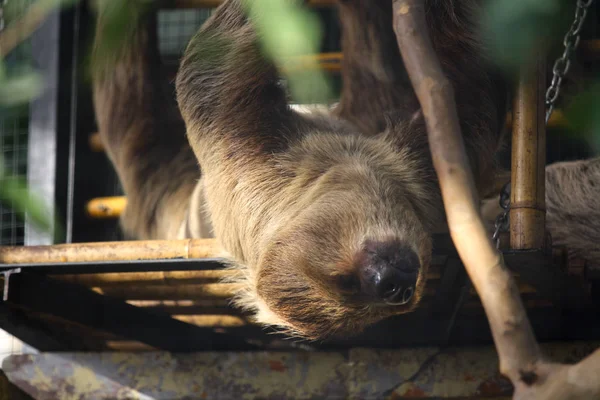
[25,9,61,246]
[0,258,227,274]
[6,271,257,351]
[510,56,547,249]
[63,1,82,244]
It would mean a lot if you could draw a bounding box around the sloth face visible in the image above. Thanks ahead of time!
[249,155,436,340]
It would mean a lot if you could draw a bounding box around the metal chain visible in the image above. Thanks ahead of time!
[492,182,511,249]
[546,0,595,123]
[492,0,595,248]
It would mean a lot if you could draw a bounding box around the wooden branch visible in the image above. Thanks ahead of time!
[391,1,600,399]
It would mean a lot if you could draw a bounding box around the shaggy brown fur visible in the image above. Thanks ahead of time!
[174,0,506,339]
[92,0,506,340]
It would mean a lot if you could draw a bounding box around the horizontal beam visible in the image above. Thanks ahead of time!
[0,238,225,265]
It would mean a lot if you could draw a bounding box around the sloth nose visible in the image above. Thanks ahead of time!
[358,240,420,305]
[373,265,417,304]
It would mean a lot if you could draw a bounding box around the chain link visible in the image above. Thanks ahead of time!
[546,0,594,123]
[492,182,511,249]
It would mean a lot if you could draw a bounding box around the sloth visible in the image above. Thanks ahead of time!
[92,0,507,340]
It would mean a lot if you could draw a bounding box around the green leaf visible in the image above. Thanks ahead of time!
[563,82,600,151]
[0,68,44,106]
[480,0,569,74]
[244,0,334,104]
[0,175,56,234]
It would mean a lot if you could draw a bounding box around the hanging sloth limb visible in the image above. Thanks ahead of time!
[391,1,600,399]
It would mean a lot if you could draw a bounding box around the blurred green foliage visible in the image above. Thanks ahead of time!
[481,0,569,74]
[480,0,600,151]
[0,0,78,238]
[244,0,333,103]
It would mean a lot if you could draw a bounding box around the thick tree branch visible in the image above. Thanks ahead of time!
[391,1,600,399]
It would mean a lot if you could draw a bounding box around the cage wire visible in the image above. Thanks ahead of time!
[0,0,37,363]
[0,10,33,247]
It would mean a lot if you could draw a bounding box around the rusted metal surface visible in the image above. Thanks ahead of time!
[3,341,599,399]
[510,55,547,250]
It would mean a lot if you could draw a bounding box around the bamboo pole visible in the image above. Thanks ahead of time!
[89,132,105,152]
[105,341,157,351]
[505,109,567,130]
[126,300,237,315]
[54,270,234,286]
[86,196,128,219]
[172,314,247,327]
[126,299,231,309]
[0,239,225,264]
[510,57,547,250]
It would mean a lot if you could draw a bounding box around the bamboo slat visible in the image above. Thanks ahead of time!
[0,239,225,264]
[92,283,242,300]
[86,196,127,219]
[89,132,104,152]
[104,341,157,351]
[126,299,232,309]
[54,270,234,286]
[172,314,247,327]
[510,57,547,250]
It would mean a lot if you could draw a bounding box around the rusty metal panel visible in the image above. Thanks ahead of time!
[2,341,599,399]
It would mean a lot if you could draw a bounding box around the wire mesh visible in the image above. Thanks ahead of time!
[0,30,32,246]
[158,9,214,61]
